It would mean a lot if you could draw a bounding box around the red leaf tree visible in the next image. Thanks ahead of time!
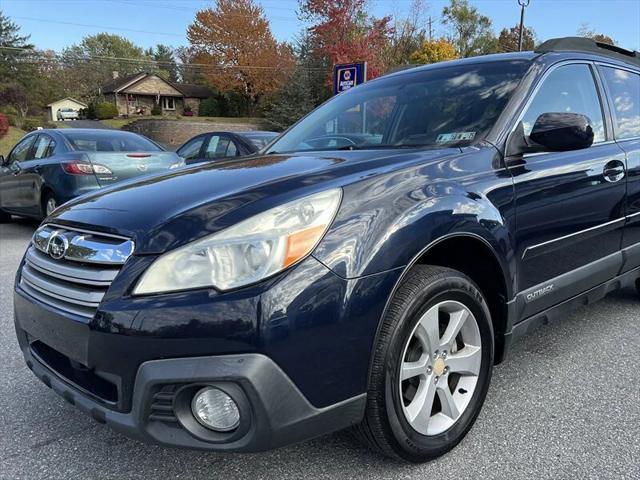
[300,0,393,83]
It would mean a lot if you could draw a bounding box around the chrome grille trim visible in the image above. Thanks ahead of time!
[20,225,133,319]
[32,225,134,265]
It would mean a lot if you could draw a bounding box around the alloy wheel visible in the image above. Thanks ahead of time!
[399,300,482,436]
[46,197,57,216]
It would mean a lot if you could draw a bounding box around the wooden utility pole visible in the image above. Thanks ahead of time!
[427,16,433,40]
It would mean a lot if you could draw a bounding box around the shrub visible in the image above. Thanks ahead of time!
[151,103,162,116]
[21,118,42,132]
[95,102,119,120]
[199,97,220,117]
[5,114,17,127]
[86,103,97,120]
[0,113,9,138]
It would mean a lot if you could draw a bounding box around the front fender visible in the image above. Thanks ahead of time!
[313,162,516,298]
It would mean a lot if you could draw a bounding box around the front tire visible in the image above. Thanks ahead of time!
[354,266,494,462]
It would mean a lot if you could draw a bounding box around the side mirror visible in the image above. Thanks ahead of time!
[529,112,594,152]
[0,155,4,165]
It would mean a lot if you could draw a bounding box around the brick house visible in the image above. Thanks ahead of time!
[100,72,212,117]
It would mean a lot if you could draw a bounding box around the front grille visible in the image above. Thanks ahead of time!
[19,225,134,318]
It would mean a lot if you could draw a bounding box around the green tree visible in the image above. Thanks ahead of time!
[442,0,496,57]
[146,44,178,82]
[0,12,34,85]
[497,25,536,52]
[263,65,317,130]
[61,33,152,99]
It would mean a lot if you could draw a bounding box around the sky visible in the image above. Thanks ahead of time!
[1,0,639,53]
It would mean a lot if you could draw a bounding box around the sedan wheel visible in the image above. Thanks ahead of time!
[45,195,57,217]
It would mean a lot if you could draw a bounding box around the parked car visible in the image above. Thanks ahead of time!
[56,108,79,121]
[0,129,183,220]
[13,38,640,462]
[176,130,278,164]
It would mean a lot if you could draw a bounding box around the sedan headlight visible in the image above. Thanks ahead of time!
[133,189,341,294]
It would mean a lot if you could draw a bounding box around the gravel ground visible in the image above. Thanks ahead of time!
[1,218,639,480]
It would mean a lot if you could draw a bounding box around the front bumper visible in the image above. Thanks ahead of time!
[19,345,365,451]
[14,254,401,450]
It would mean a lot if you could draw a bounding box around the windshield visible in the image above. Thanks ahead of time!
[267,60,529,154]
[64,131,163,152]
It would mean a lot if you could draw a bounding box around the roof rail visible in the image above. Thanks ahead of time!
[535,37,640,67]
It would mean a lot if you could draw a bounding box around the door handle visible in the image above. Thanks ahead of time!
[603,160,626,183]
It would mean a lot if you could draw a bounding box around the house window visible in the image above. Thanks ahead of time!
[162,97,175,110]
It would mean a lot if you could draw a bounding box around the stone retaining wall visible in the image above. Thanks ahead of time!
[123,119,264,145]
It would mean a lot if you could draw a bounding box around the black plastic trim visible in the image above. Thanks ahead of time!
[19,348,366,452]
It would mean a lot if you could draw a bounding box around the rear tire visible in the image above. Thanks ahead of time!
[353,265,494,462]
[42,191,58,219]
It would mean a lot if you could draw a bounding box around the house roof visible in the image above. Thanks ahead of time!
[47,97,88,107]
[101,73,148,94]
[175,84,213,99]
[100,73,213,98]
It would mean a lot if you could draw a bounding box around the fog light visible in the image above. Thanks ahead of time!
[191,387,240,432]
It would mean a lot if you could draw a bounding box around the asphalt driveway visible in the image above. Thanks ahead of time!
[1,219,638,479]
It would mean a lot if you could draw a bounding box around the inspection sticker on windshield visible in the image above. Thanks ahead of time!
[436,132,476,143]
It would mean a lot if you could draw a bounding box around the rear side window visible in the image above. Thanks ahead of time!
[521,64,606,143]
[600,67,640,140]
[32,135,55,159]
[204,135,236,159]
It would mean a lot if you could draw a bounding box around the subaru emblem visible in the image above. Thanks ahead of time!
[47,231,69,260]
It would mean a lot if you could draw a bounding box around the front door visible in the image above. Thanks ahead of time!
[0,134,36,213]
[507,62,627,319]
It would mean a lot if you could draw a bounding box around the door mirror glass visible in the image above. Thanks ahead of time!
[529,112,594,152]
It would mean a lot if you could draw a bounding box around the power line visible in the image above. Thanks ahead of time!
[0,45,326,71]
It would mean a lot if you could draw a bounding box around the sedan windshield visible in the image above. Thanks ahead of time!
[267,60,529,154]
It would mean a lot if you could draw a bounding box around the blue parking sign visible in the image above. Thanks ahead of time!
[333,62,367,95]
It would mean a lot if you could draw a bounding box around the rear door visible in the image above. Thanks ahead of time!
[507,62,627,318]
[0,134,36,213]
[598,64,640,272]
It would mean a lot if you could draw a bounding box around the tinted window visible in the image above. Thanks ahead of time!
[522,64,605,143]
[32,135,55,159]
[601,67,640,140]
[267,60,528,153]
[8,135,35,163]
[204,135,235,159]
[64,131,161,152]
[177,137,204,160]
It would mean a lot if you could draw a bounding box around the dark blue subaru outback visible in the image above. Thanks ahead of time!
[13,38,640,462]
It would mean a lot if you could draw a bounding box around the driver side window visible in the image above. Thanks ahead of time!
[8,135,36,164]
[521,64,605,143]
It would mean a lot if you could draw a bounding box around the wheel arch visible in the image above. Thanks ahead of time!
[369,231,514,383]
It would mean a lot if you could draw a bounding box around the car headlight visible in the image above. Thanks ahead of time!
[133,189,342,294]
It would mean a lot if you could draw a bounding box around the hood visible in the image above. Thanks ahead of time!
[50,148,459,254]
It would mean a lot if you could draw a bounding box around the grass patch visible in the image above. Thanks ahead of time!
[0,127,27,157]
[101,116,265,129]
